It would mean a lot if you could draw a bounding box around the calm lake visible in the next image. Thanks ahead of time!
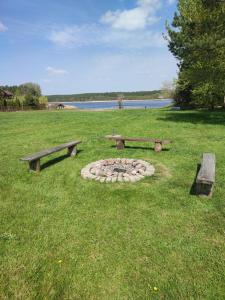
[64,99,172,110]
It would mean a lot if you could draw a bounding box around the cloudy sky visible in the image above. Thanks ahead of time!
[0,0,178,95]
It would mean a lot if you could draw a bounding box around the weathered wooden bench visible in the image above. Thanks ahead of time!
[196,153,216,197]
[20,140,82,172]
[105,135,171,152]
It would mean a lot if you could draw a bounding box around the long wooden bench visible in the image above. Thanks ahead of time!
[20,140,81,172]
[105,135,171,152]
[196,153,216,197]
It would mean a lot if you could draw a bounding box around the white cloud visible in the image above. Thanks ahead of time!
[100,0,161,31]
[101,29,165,49]
[0,21,8,32]
[48,25,164,49]
[46,66,68,76]
[49,27,79,47]
[49,28,82,47]
[49,25,99,47]
[48,0,166,50]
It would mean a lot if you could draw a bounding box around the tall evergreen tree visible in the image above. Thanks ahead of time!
[167,0,225,109]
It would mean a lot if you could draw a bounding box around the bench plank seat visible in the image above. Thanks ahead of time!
[196,153,215,197]
[105,135,171,152]
[21,140,81,172]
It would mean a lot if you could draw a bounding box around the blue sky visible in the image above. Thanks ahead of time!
[0,0,178,95]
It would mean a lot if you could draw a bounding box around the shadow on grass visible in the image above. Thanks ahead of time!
[190,163,201,195]
[41,149,83,170]
[110,145,170,151]
[158,110,225,125]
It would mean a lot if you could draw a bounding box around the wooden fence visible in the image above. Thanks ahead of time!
[0,104,46,112]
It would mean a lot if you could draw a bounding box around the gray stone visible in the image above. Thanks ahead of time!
[90,168,96,175]
[111,177,117,183]
[138,169,146,175]
[129,176,138,182]
[123,177,130,182]
[130,170,137,175]
[95,170,102,176]
[106,171,113,176]
[135,164,143,170]
[118,176,124,182]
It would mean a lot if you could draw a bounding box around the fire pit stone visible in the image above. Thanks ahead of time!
[81,158,155,183]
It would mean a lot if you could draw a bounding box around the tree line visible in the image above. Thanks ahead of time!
[47,90,162,102]
[0,83,48,110]
[167,0,225,109]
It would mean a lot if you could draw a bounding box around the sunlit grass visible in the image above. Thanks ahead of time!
[0,108,225,299]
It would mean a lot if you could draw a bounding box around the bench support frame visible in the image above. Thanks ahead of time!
[67,145,77,156]
[116,139,125,150]
[154,141,162,152]
[29,159,41,172]
[196,182,213,197]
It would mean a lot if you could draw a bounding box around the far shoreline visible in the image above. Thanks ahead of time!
[51,98,172,104]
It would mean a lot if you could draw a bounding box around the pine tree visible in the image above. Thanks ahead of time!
[167,0,225,109]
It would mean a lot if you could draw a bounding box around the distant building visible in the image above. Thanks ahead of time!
[0,88,13,99]
[48,102,65,109]
[0,88,13,107]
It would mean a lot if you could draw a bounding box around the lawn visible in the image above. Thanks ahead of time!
[0,108,225,299]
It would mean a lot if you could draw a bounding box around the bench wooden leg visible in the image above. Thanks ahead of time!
[68,145,77,156]
[116,140,125,150]
[29,159,40,172]
[154,142,162,152]
[196,182,213,197]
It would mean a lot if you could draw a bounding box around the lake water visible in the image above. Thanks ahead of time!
[64,99,172,110]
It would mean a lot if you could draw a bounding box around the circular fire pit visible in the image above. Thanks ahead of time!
[81,158,155,183]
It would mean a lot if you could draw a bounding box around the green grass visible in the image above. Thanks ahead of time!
[0,108,225,299]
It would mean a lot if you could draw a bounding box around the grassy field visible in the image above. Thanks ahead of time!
[0,108,225,299]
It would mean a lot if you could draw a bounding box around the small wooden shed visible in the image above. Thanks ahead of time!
[0,88,13,99]
[48,102,65,110]
[0,88,13,107]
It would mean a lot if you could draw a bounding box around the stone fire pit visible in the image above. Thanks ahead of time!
[81,158,155,183]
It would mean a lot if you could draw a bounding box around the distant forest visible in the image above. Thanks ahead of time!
[47,90,162,102]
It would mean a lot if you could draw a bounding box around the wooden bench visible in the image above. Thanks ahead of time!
[196,153,216,197]
[20,140,81,172]
[105,135,171,152]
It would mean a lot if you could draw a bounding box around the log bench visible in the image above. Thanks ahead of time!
[196,153,216,197]
[105,135,171,152]
[20,140,81,172]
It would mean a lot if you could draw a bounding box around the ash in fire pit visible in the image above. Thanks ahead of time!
[113,167,126,173]
[81,158,155,183]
